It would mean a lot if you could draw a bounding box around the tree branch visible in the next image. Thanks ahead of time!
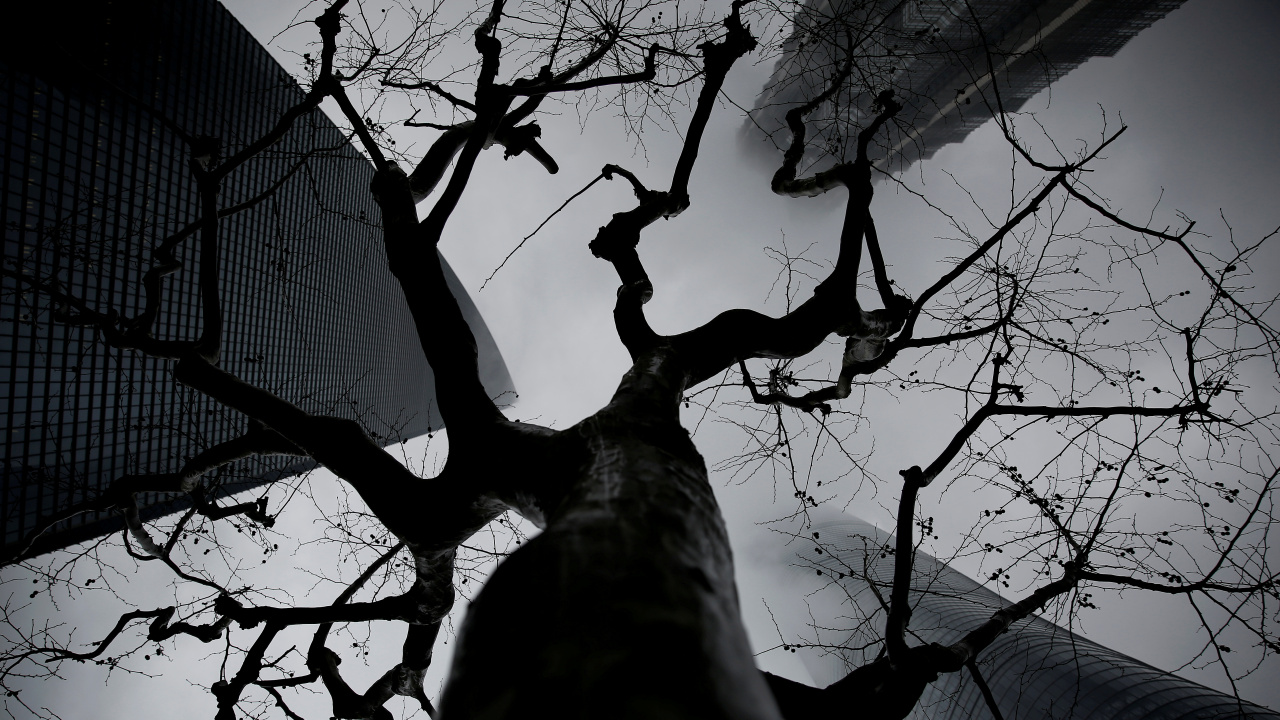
[587,4,756,304]
[1064,182,1278,350]
[208,0,349,183]
[170,354,431,537]
[670,2,756,204]
[505,44,660,96]
[886,467,924,667]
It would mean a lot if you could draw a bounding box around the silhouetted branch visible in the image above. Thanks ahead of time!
[506,44,660,95]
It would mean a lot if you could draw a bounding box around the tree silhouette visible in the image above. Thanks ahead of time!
[1,0,1276,718]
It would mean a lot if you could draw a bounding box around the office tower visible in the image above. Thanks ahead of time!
[745,0,1186,173]
[777,509,1277,718]
[0,0,512,558]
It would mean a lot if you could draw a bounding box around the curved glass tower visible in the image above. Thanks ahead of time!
[778,509,1278,719]
[0,0,512,557]
[744,0,1186,174]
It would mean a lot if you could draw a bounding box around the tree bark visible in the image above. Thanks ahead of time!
[437,349,782,720]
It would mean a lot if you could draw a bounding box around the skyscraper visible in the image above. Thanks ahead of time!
[777,509,1278,719]
[745,0,1186,173]
[0,0,512,559]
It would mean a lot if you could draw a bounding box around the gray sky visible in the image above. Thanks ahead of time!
[7,0,1279,717]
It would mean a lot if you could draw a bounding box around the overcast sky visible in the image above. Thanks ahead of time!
[9,0,1280,717]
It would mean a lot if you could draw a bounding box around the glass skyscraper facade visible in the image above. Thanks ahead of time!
[781,510,1278,719]
[746,0,1186,173]
[0,0,511,558]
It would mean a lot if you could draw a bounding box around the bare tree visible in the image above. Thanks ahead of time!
[1,0,1276,719]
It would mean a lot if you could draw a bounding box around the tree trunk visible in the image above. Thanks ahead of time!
[437,350,783,720]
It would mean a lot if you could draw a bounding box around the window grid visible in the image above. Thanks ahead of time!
[1,0,511,556]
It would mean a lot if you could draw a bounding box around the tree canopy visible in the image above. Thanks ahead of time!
[1,0,1277,718]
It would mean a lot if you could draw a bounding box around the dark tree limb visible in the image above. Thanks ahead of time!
[0,267,191,359]
[662,97,908,387]
[4,606,228,669]
[915,397,1208,490]
[128,153,317,342]
[762,643,951,720]
[7,135,343,363]
[263,685,309,720]
[193,162,222,362]
[406,116,559,205]
[302,542,448,720]
[764,549,1086,720]
[407,122,475,201]
[1077,571,1280,595]
[615,282,661,360]
[331,83,392,172]
[384,77,477,111]
[944,571,1081,670]
[588,2,758,300]
[897,129,1126,346]
[2,425,301,566]
[886,466,924,666]
[215,538,461,718]
[1063,182,1279,352]
[328,3,525,435]
[214,541,407,719]
[505,43,660,96]
[739,360,832,415]
[306,627,447,720]
[863,216,897,309]
[208,0,349,183]
[742,273,1022,413]
[967,660,1005,720]
[191,490,276,527]
[770,37,857,199]
[1,504,106,567]
[170,354,432,537]
[400,23,627,202]
[414,0,511,242]
[593,87,908,393]
[214,622,286,720]
[146,606,234,644]
[771,334,1226,719]
[308,647,399,720]
[670,2,757,204]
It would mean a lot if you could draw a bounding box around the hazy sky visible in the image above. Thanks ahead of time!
[9,0,1280,717]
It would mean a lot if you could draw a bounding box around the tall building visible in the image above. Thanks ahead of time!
[0,0,512,558]
[776,509,1278,719]
[745,0,1186,174]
